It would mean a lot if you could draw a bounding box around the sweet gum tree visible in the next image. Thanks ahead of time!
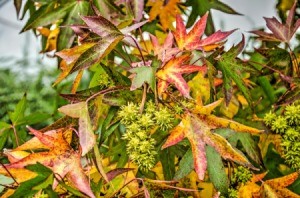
[0,0,300,197]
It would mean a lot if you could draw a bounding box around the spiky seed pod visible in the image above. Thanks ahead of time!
[118,102,139,124]
[271,116,288,134]
[263,111,277,126]
[154,107,175,131]
[284,104,300,125]
[231,166,252,185]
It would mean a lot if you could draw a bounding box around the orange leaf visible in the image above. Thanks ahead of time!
[147,0,181,31]
[5,127,95,198]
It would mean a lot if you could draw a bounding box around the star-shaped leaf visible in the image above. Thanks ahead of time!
[5,127,95,198]
[129,61,158,91]
[251,1,300,43]
[173,13,235,51]
[214,36,253,105]
[162,100,262,180]
[150,32,180,63]
[156,54,207,98]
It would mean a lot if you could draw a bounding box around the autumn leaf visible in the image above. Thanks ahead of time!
[173,13,235,51]
[239,171,300,198]
[149,32,179,63]
[4,127,95,198]
[147,0,182,31]
[156,54,207,98]
[251,1,300,43]
[162,100,262,180]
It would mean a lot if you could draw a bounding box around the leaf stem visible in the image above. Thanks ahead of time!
[139,84,147,114]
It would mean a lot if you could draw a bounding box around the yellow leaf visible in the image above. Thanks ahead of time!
[188,72,210,103]
[258,133,282,158]
[147,0,182,31]
[71,70,84,93]
[219,96,239,119]
[44,27,60,52]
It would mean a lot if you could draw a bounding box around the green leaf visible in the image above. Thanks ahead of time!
[0,121,11,132]
[70,34,124,73]
[9,93,27,125]
[22,2,76,32]
[10,163,52,198]
[257,76,276,103]
[186,0,240,35]
[57,1,89,51]
[0,175,14,193]
[216,129,262,165]
[15,112,51,126]
[160,147,175,180]
[174,148,193,180]
[206,145,229,195]
[216,38,252,105]
[0,130,9,150]
[129,65,157,91]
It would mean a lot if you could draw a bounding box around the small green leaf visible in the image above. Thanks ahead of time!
[10,163,52,198]
[15,112,51,126]
[206,145,229,195]
[174,148,193,180]
[129,65,157,91]
[9,93,27,125]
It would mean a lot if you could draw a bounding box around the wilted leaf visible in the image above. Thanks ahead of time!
[58,102,96,156]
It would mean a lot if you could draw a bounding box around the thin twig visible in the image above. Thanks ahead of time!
[86,86,127,104]
[0,161,19,185]
[126,35,146,65]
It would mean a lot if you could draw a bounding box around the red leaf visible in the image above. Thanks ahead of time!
[173,13,234,51]
[156,55,207,98]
